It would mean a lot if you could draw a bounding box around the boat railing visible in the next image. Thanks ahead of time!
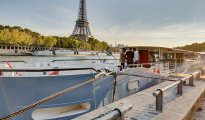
[0,60,27,63]
[0,58,120,76]
[0,67,100,77]
[175,60,205,74]
[152,69,203,111]
[91,103,132,120]
[51,59,119,63]
[128,62,170,76]
[184,60,194,68]
[174,60,193,73]
[0,67,98,72]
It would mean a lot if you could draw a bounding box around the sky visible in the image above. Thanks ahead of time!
[0,0,205,47]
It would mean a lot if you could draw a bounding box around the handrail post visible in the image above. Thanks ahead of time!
[202,68,205,75]
[189,75,194,86]
[153,89,163,111]
[197,71,201,79]
[201,69,204,75]
[177,80,183,95]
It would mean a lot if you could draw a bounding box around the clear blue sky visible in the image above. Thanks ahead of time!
[0,0,205,47]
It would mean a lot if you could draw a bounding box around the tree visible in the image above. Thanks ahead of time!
[101,41,109,50]
[0,24,111,51]
[0,29,12,44]
[42,36,57,47]
[87,38,96,50]
[0,25,4,30]
[175,42,205,52]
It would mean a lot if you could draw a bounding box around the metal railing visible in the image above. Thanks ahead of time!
[0,60,27,63]
[0,58,120,76]
[0,67,99,72]
[0,67,100,76]
[52,59,119,63]
[128,62,170,76]
[128,63,157,68]
[152,69,204,111]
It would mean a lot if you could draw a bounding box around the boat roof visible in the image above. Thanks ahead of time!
[196,52,205,54]
[121,46,195,53]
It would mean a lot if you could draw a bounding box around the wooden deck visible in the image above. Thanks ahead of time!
[74,72,205,120]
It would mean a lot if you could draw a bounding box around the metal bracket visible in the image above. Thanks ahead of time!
[114,103,133,120]
[91,103,132,120]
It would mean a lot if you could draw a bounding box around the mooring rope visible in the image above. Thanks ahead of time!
[112,73,117,102]
[0,71,112,120]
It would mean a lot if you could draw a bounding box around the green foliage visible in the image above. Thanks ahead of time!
[87,38,108,50]
[0,27,33,46]
[175,42,205,52]
[0,24,109,50]
[42,36,57,47]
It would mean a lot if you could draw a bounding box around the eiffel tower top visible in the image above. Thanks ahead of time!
[71,0,93,41]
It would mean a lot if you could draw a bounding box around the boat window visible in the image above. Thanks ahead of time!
[127,79,139,91]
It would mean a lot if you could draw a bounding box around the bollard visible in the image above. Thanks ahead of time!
[189,75,194,86]
[201,68,205,75]
[201,69,203,75]
[198,71,201,79]
[177,80,183,95]
[153,89,163,111]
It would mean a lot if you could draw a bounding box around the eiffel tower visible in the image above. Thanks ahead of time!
[72,0,93,41]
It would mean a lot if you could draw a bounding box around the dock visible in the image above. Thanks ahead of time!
[74,69,205,120]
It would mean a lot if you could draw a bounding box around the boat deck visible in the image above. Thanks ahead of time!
[74,72,205,120]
